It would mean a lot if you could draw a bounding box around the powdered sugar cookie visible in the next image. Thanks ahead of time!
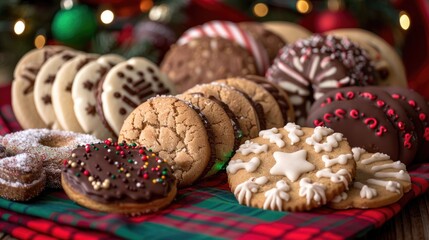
[52,54,98,132]
[329,148,411,209]
[12,46,68,129]
[226,123,356,212]
[34,50,80,129]
[97,57,175,138]
[72,54,125,140]
[1,129,100,189]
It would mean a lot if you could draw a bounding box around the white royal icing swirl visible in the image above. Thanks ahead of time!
[259,128,285,148]
[226,157,261,174]
[316,168,351,190]
[299,178,327,205]
[236,140,268,155]
[283,123,304,145]
[234,176,268,206]
[305,127,343,153]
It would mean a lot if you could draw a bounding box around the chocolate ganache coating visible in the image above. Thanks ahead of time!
[62,140,176,204]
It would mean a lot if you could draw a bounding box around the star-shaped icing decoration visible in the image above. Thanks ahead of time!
[270,150,315,182]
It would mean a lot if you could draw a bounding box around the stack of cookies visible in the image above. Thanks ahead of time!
[12,47,176,140]
[119,76,295,187]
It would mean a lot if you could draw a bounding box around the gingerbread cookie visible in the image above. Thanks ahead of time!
[97,57,175,138]
[216,77,285,129]
[161,37,258,93]
[177,20,269,74]
[0,150,46,201]
[325,28,407,87]
[119,96,215,187]
[184,83,261,142]
[308,86,418,165]
[177,93,241,177]
[34,50,80,129]
[52,54,98,132]
[238,22,285,62]
[329,148,411,209]
[226,123,356,212]
[266,34,376,125]
[1,129,100,189]
[12,46,68,129]
[72,54,125,140]
[62,140,177,215]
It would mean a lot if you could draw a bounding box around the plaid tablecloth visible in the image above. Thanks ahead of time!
[1,84,429,240]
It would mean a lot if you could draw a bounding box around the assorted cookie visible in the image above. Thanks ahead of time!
[329,148,411,209]
[266,34,377,125]
[307,86,428,165]
[226,123,356,212]
[62,140,177,215]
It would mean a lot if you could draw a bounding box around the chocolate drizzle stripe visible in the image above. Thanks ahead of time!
[232,88,266,131]
[122,96,138,108]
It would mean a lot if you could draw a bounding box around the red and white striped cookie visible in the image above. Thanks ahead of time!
[177,20,269,74]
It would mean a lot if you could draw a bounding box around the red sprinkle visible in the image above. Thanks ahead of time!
[139,149,144,154]
[143,173,149,179]
[346,91,355,99]
[404,133,412,149]
[349,109,359,119]
[104,139,111,145]
[397,121,405,130]
[63,160,68,166]
[364,118,378,129]
[83,170,90,176]
[376,126,387,136]
[391,94,400,99]
[323,113,333,123]
[408,100,416,107]
[313,119,325,127]
[419,113,427,121]
[376,100,385,107]
[335,109,345,118]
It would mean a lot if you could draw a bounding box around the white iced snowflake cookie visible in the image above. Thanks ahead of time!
[226,123,355,212]
[329,148,411,209]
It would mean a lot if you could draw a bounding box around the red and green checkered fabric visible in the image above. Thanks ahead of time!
[1,84,429,239]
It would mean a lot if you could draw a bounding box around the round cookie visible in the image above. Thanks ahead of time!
[72,54,125,140]
[119,96,214,187]
[1,129,100,189]
[329,148,411,209]
[12,46,68,129]
[266,34,376,125]
[215,77,283,129]
[309,86,418,165]
[177,20,269,75]
[34,50,80,129]
[244,75,295,123]
[226,123,356,212]
[325,28,407,87]
[177,93,241,177]
[238,22,286,62]
[184,83,261,142]
[0,151,46,201]
[262,21,312,44]
[52,54,98,132]
[98,57,176,138]
[161,37,258,93]
[62,140,177,215]
[385,87,429,162]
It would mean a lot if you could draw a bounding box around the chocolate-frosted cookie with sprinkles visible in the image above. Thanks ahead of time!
[184,83,261,142]
[161,37,258,93]
[72,54,125,140]
[266,34,376,125]
[177,93,241,177]
[119,96,215,187]
[62,140,177,215]
[97,57,175,138]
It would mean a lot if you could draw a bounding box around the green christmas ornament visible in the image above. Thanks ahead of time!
[51,4,97,48]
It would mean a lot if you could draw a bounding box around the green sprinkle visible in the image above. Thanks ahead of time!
[95,147,99,151]
[115,151,119,155]
[128,159,133,163]
[132,143,137,147]
[237,130,243,139]
[75,173,81,177]
[104,145,108,148]
[111,175,116,179]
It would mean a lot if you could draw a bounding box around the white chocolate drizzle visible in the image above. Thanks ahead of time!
[270,150,315,182]
[234,176,268,206]
[263,180,290,211]
[283,123,304,145]
[316,168,351,189]
[259,128,285,148]
[322,154,352,167]
[236,140,268,155]
[226,157,261,174]
[305,127,343,153]
[299,178,327,205]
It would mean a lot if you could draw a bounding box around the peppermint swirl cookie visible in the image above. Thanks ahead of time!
[226,123,356,212]
[266,34,376,125]
[329,148,411,209]
[2,129,100,189]
[62,140,177,215]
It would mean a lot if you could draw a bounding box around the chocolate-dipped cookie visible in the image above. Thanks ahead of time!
[266,34,376,125]
[161,37,258,93]
[177,93,241,177]
[184,83,261,142]
[119,96,215,187]
[62,140,177,215]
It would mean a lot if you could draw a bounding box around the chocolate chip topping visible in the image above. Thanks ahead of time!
[63,141,176,204]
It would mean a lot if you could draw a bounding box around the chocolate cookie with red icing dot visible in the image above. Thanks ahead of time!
[385,87,429,162]
[61,140,177,215]
[308,86,419,165]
